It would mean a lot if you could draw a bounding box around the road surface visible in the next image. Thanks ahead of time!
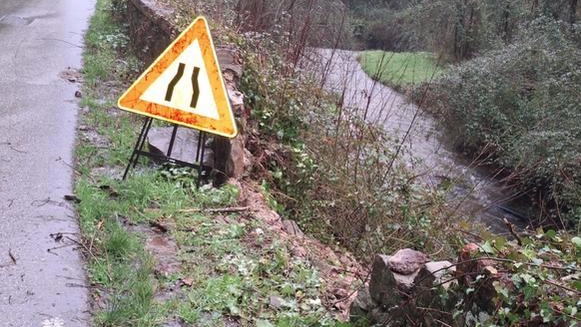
[0,0,94,326]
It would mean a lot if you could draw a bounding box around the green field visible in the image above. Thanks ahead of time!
[358,51,444,90]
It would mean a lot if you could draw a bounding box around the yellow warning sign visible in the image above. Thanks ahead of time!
[117,16,238,138]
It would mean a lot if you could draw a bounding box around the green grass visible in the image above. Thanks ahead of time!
[358,51,444,90]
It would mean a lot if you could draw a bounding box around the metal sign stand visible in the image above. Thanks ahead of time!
[122,117,209,186]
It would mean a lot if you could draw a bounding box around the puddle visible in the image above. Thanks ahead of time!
[145,234,181,277]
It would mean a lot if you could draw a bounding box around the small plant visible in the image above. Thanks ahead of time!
[447,230,581,326]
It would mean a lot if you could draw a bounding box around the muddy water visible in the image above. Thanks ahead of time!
[308,49,532,234]
[0,0,95,326]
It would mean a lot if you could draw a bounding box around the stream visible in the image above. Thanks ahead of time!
[307,49,534,234]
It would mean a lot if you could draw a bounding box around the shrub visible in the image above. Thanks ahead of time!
[418,18,581,228]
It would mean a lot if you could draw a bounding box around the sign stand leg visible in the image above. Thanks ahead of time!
[196,132,207,188]
[123,117,153,180]
[121,119,211,187]
[166,124,179,157]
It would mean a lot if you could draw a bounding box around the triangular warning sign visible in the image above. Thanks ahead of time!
[117,17,238,138]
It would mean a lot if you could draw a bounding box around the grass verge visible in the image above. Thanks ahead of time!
[76,0,359,325]
[357,50,443,91]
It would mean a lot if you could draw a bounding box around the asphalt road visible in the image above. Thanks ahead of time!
[0,0,94,326]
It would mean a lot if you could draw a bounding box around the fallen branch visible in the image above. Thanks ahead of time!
[179,206,252,214]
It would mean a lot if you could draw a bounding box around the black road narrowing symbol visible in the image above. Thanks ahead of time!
[165,63,201,109]
[165,63,184,102]
[190,67,200,108]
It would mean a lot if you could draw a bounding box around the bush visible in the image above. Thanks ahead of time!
[418,18,581,228]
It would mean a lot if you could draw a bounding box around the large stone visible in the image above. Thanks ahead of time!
[353,250,462,327]
[147,127,212,165]
[209,47,247,184]
[368,250,429,309]
[349,287,375,322]
[126,0,176,65]
[388,248,429,275]
[414,261,456,309]
[216,48,243,77]
[414,260,456,289]
[368,255,402,307]
[228,137,246,178]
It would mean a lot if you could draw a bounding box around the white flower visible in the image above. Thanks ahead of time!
[41,317,65,327]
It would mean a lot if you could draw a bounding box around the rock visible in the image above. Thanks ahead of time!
[208,48,247,184]
[368,249,427,305]
[269,295,284,309]
[227,137,246,178]
[455,243,500,313]
[227,88,244,107]
[216,48,243,77]
[368,255,399,307]
[415,261,456,290]
[282,220,304,237]
[350,287,374,321]
[147,127,212,165]
[388,248,429,275]
[414,261,456,310]
[364,250,432,325]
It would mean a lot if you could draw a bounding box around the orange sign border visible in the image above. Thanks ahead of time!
[117,16,238,138]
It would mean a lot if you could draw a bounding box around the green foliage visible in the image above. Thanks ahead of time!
[240,35,308,145]
[451,230,581,326]
[358,50,444,90]
[345,0,420,50]
[347,0,579,60]
[83,0,140,87]
[177,227,345,326]
[419,18,581,228]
